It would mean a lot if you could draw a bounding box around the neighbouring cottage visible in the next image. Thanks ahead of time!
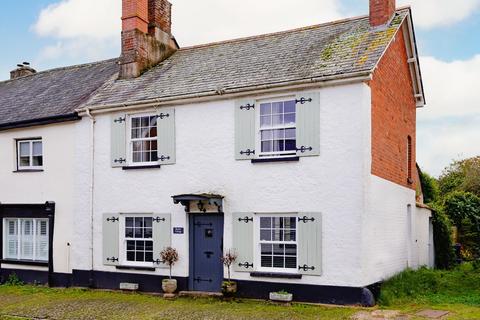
[0,0,434,306]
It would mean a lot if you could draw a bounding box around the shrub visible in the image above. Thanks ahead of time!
[4,273,24,286]
[430,203,456,269]
[160,247,179,279]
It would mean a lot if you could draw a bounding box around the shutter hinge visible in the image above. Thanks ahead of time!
[114,117,126,123]
[106,217,119,222]
[298,216,315,223]
[296,146,313,153]
[159,155,171,162]
[153,259,163,265]
[114,158,127,164]
[295,97,312,104]
[157,113,170,120]
[240,103,255,110]
[240,149,255,156]
[238,216,253,223]
[238,262,253,269]
[153,217,166,223]
[107,257,119,263]
[298,264,315,271]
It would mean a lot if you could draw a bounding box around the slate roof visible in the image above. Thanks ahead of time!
[86,9,408,107]
[0,9,410,127]
[0,59,118,128]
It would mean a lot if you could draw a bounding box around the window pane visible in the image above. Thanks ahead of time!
[141,117,150,127]
[145,252,153,262]
[260,230,271,241]
[132,129,141,139]
[284,230,296,242]
[273,140,284,152]
[273,129,284,139]
[32,156,43,166]
[261,255,272,268]
[272,102,283,114]
[8,220,17,235]
[273,244,284,255]
[144,218,152,228]
[261,141,273,153]
[284,100,296,113]
[285,256,297,269]
[149,126,157,138]
[261,130,273,141]
[20,156,30,167]
[284,217,296,229]
[273,256,284,268]
[135,241,145,251]
[145,241,153,251]
[272,115,283,126]
[260,103,271,115]
[285,244,297,256]
[19,142,30,156]
[136,251,145,262]
[127,241,135,250]
[144,228,153,239]
[260,116,272,128]
[134,228,143,238]
[285,128,296,139]
[127,251,135,261]
[125,228,134,238]
[260,217,271,229]
[126,218,134,227]
[284,113,296,125]
[261,243,273,255]
[32,141,42,156]
[132,118,141,128]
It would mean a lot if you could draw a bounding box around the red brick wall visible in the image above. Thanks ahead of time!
[369,24,417,190]
[148,0,172,35]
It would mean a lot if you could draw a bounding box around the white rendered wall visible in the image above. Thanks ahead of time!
[0,123,75,274]
[72,82,373,287]
[363,175,417,285]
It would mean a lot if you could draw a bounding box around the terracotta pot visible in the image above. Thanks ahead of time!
[222,281,237,294]
[162,279,177,294]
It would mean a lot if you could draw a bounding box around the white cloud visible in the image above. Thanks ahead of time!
[417,55,480,176]
[398,0,480,28]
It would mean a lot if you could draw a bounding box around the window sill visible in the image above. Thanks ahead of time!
[251,157,299,164]
[13,169,44,173]
[250,272,302,279]
[0,259,48,267]
[122,165,161,170]
[116,265,156,272]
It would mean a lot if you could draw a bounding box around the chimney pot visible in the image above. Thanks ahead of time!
[370,0,396,27]
[10,63,37,80]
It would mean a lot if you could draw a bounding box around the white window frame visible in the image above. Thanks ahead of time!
[120,214,154,267]
[254,213,299,273]
[16,139,43,170]
[2,218,49,262]
[255,96,297,158]
[127,113,158,166]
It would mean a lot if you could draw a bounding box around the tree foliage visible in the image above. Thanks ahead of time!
[439,156,480,197]
[430,203,456,269]
[420,171,440,204]
[443,191,480,227]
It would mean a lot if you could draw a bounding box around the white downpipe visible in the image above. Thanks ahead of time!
[85,108,96,279]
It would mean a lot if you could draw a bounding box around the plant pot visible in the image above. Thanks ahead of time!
[269,292,293,302]
[162,279,177,294]
[221,281,237,294]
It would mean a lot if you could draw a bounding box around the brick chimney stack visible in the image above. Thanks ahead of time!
[370,0,396,27]
[10,62,36,80]
[119,0,177,79]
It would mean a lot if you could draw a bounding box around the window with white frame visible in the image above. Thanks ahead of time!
[123,216,153,264]
[129,115,158,164]
[259,99,296,157]
[17,139,43,170]
[258,216,297,270]
[3,218,49,262]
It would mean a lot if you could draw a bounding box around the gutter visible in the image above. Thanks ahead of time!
[0,113,81,132]
[77,71,372,115]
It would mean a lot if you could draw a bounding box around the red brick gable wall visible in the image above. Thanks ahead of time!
[369,24,417,190]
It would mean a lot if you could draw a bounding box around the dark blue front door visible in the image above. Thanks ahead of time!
[190,214,224,292]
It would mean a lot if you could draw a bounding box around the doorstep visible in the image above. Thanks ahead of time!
[179,291,223,298]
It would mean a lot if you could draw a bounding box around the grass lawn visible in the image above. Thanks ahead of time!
[0,265,479,320]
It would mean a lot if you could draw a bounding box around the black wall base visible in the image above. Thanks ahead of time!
[0,268,376,306]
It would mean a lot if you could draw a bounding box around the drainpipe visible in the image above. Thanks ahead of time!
[85,108,96,287]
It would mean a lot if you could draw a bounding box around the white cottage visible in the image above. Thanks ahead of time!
[0,0,433,306]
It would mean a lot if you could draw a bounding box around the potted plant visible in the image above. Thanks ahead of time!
[221,250,238,295]
[269,290,293,302]
[160,247,179,296]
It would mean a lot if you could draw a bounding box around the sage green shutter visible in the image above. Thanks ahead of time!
[297,212,322,275]
[103,213,120,266]
[232,212,254,272]
[152,213,171,268]
[235,100,256,160]
[111,114,127,167]
[157,108,176,165]
[296,92,320,157]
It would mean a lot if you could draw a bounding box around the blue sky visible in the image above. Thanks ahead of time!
[1,0,479,176]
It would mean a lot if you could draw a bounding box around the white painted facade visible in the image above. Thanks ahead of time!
[0,80,433,291]
[0,123,75,274]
